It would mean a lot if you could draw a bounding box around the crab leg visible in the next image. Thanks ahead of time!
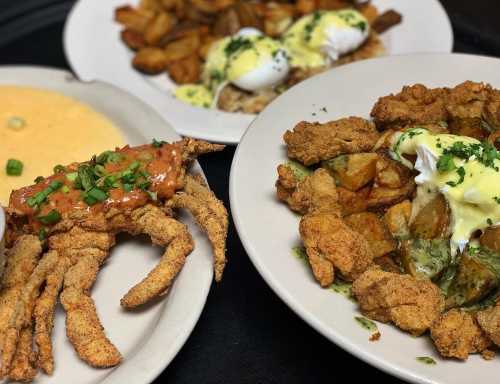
[1,250,59,379]
[34,255,70,374]
[168,174,228,281]
[119,205,194,309]
[49,228,122,368]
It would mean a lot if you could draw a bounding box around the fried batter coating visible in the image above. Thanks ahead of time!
[344,212,397,258]
[276,167,341,215]
[300,213,374,287]
[8,326,37,382]
[120,205,195,308]
[283,117,380,166]
[352,268,444,336]
[34,256,70,375]
[168,174,228,281]
[430,309,491,360]
[370,84,448,129]
[446,81,491,120]
[477,303,500,347]
[217,84,279,114]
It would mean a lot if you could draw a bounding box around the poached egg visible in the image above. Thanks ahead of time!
[391,128,500,255]
[175,28,290,108]
[283,9,369,69]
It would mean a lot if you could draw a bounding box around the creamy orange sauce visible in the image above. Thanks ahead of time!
[9,143,182,231]
[0,86,125,206]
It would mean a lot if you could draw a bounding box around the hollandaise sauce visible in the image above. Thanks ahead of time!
[391,128,500,254]
[0,86,125,206]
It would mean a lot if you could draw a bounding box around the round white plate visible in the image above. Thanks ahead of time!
[0,66,213,384]
[230,53,500,384]
[63,0,453,144]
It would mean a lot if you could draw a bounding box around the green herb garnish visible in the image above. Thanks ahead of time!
[37,209,62,225]
[53,164,66,174]
[446,166,465,187]
[26,180,63,207]
[416,356,436,365]
[6,158,23,176]
[436,153,456,173]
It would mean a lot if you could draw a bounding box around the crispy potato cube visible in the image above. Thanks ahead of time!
[115,5,154,32]
[367,181,415,209]
[139,0,163,12]
[410,194,450,239]
[144,12,176,46]
[160,0,178,11]
[191,0,219,13]
[322,153,378,191]
[296,0,316,15]
[132,47,169,74]
[121,29,146,50]
[375,153,412,189]
[358,3,379,24]
[164,35,200,63]
[316,0,350,11]
[480,226,500,254]
[167,54,201,84]
[213,8,241,36]
[234,1,263,30]
[345,212,397,258]
[383,200,412,239]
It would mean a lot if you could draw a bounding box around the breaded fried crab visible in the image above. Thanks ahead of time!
[0,138,228,381]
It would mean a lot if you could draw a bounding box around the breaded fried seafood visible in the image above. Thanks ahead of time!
[0,138,228,381]
[276,81,500,362]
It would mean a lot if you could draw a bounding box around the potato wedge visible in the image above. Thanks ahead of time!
[132,47,169,74]
[164,35,200,63]
[167,54,201,84]
[139,0,163,12]
[383,200,412,239]
[400,238,451,280]
[115,6,154,32]
[481,227,500,254]
[121,29,146,50]
[375,152,413,189]
[345,212,397,258]
[410,193,450,239]
[144,12,176,46]
[322,153,378,191]
[213,7,241,36]
[199,35,221,60]
[234,1,263,30]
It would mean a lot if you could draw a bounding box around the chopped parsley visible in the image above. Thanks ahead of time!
[445,166,465,187]
[224,36,253,57]
[304,11,322,42]
[416,356,436,365]
[392,128,424,161]
[436,153,456,173]
[494,196,500,204]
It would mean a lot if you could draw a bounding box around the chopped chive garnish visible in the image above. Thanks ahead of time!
[34,176,45,184]
[152,138,166,148]
[6,159,23,176]
[27,180,63,207]
[87,187,107,202]
[38,227,47,241]
[61,185,70,194]
[66,172,77,182]
[37,209,61,225]
[122,183,134,192]
[53,164,66,174]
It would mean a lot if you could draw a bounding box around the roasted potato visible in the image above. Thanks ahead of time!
[337,186,370,216]
[132,47,169,74]
[115,5,155,32]
[121,29,146,50]
[383,200,412,239]
[199,35,221,60]
[167,54,201,84]
[295,0,316,15]
[139,0,163,12]
[164,35,200,63]
[160,0,178,11]
[344,212,397,258]
[375,152,413,189]
[481,226,500,254]
[213,7,241,36]
[358,3,379,24]
[367,180,415,209]
[410,193,450,239]
[400,238,451,281]
[144,12,176,46]
[263,3,294,37]
[322,153,378,191]
[316,0,352,10]
[446,250,499,308]
[234,1,263,30]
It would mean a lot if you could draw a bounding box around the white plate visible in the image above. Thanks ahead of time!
[230,53,500,384]
[0,66,213,384]
[63,0,453,144]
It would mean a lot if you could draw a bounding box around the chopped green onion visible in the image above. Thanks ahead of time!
[38,228,47,241]
[34,176,45,184]
[53,164,66,174]
[128,161,141,171]
[26,180,63,207]
[138,181,151,191]
[66,172,78,182]
[152,139,166,148]
[87,187,107,202]
[147,191,158,201]
[6,159,23,176]
[37,209,62,225]
[7,116,26,130]
[61,185,70,194]
[122,183,134,192]
[83,195,98,206]
[94,164,107,177]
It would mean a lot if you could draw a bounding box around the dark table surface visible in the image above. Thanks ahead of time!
[0,1,497,383]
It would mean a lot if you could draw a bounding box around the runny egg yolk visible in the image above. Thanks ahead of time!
[283,9,369,69]
[391,128,500,255]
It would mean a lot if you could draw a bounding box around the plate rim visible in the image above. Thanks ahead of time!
[229,52,500,384]
[62,0,454,145]
[0,65,213,384]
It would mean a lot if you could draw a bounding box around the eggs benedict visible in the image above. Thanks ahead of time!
[391,128,500,255]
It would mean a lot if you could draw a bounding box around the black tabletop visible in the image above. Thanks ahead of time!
[0,1,496,383]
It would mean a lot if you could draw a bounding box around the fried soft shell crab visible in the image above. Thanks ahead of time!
[0,138,228,381]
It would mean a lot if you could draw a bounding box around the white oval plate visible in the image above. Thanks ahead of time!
[63,0,453,144]
[230,53,500,384]
[0,66,213,384]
